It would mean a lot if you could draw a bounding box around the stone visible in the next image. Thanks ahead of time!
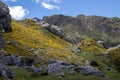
[76,47,81,53]
[0,67,15,80]
[33,52,41,64]
[7,40,18,46]
[32,65,40,73]
[39,65,47,72]
[20,57,34,67]
[32,17,41,22]
[2,55,14,65]
[0,1,12,33]
[40,21,50,27]
[71,47,81,53]
[60,61,70,66]
[0,49,6,55]
[1,69,9,80]
[69,70,77,75]
[0,34,5,49]
[0,1,12,49]
[74,67,81,73]
[1,55,34,67]
[48,62,62,73]
[46,58,57,64]
[59,61,73,69]
[0,63,6,69]
[13,56,22,67]
[74,65,105,77]
[24,57,34,66]
[6,68,16,79]
[97,40,104,45]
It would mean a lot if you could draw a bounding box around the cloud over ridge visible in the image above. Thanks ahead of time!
[33,0,61,10]
[9,6,29,20]
[41,2,60,10]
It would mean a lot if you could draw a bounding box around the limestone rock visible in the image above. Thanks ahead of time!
[0,1,12,33]
[0,1,12,49]
[74,65,105,77]
[48,62,62,73]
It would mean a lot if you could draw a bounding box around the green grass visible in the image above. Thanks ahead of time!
[75,51,120,80]
[14,68,106,80]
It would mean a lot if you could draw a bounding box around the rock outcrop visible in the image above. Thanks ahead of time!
[0,1,12,49]
[0,1,12,33]
[74,65,106,77]
[31,18,78,44]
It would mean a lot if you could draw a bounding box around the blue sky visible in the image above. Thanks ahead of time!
[2,0,120,20]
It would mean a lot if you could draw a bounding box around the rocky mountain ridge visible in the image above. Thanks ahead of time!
[43,14,120,48]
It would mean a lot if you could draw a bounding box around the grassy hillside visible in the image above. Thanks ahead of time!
[2,20,120,80]
[3,20,77,62]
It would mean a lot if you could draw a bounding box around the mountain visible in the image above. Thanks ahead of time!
[43,14,120,48]
[0,1,120,80]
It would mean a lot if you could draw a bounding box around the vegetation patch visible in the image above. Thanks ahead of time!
[79,38,106,53]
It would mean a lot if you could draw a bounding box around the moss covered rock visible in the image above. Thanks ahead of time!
[79,38,106,53]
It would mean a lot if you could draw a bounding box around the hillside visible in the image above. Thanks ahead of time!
[1,19,120,80]
[3,20,78,62]
[0,1,120,80]
[2,19,120,80]
[43,14,120,48]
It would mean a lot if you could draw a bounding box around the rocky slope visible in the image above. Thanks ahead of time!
[0,1,120,80]
[1,18,119,80]
[0,1,14,80]
[43,14,120,48]
[1,19,109,80]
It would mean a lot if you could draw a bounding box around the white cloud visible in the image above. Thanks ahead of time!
[33,0,61,3]
[9,6,29,20]
[41,2,60,10]
[33,0,61,10]
[10,0,17,2]
[46,0,61,3]
[4,0,18,2]
[34,0,40,3]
